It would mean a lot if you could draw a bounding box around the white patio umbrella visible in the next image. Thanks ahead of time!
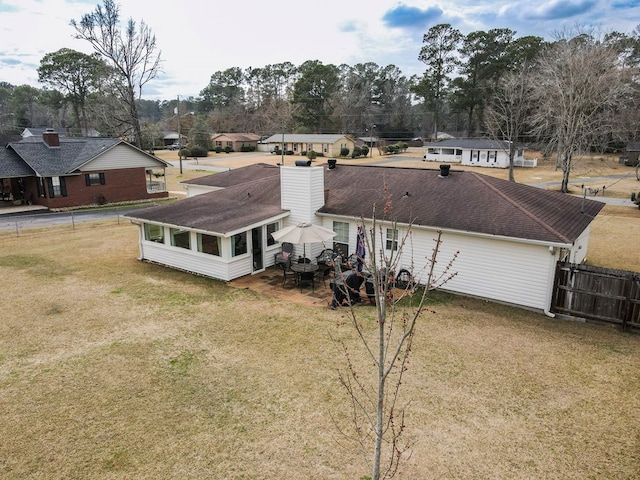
[271,222,336,259]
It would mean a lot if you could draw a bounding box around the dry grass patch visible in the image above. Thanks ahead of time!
[587,204,640,271]
[0,223,639,479]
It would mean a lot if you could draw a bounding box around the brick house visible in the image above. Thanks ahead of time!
[0,129,170,209]
[211,133,261,151]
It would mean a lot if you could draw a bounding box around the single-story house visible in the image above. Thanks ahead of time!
[211,133,261,151]
[423,138,536,168]
[262,134,356,157]
[625,142,640,166]
[162,131,187,147]
[21,127,101,138]
[124,161,604,314]
[0,129,170,209]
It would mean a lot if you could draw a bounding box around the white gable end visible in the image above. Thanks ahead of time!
[80,144,164,171]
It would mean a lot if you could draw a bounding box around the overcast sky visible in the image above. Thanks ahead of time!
[1,0,639,101]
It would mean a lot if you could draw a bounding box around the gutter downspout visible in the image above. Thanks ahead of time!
[544,245,557,317]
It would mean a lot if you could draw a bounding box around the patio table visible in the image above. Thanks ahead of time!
[290,262,319,290]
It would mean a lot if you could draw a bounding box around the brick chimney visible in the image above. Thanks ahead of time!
[42,128,60,147]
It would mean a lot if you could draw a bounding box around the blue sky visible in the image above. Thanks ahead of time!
[0,0,638,101]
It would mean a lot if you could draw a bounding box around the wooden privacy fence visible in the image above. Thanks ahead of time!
[551,262,640,330]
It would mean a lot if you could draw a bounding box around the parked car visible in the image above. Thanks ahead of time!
[168,144,181,150]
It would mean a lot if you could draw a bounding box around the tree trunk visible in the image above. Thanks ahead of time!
[508,142,515,182]
[372,317,385,480]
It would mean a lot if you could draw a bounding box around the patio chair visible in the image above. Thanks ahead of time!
[298,270,315,293]
[278,258,294,288]
[274,242,293,266]
[315,249,334,287]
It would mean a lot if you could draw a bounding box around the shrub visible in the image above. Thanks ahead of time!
[178,147,191,157]
[224,146,234,154]
[286,150,294,155]
[340,147,350,157]
[240,145,255,152]
[351,146,362,158]
[190,146,208,157]
[214,146,223,153]
[387,144,400,154]
[307,150,317,161]
[360,145,369,157]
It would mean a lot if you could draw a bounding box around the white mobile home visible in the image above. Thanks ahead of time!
[423,138,535,168]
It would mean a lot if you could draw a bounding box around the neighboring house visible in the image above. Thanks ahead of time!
[124,162,604,314]
[211,133,261,151]
[0,129,170,209]
[262,134,355,157]
[423,138,536,168]
[162,131,187,147]
[21,127,101,138]
[625,141,640,166]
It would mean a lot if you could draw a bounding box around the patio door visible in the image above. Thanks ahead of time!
[251,227,264,272]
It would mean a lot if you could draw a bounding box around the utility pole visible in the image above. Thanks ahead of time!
[176,95,182,174]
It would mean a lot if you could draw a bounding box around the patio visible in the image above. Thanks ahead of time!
[230,265,334,307]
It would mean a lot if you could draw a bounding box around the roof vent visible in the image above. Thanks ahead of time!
[439,164,450,178]
[327,158,337,169]
[295,159,312,167]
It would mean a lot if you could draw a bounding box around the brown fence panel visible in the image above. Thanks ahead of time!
[551,262,640,329]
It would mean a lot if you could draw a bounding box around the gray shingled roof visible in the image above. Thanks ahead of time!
[0,146,34,177]
[9,137,121,176]
[423,138,513,150]
[128,163,604,245]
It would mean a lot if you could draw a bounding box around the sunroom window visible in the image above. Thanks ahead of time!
[170,227,191,249]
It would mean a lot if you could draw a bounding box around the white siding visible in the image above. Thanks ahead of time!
[424,150,462,163]
[431,231,554,310]
[82,144,165,171]
[137,227,253,282]
[280,165,326,259]
[324,218,558,311]
[460,149,509,168]
[570,225,591,264]
[185,185,219,197]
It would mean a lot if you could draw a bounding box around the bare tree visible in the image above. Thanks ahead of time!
[484,66,534,181]
[529,31,628,193]
[332,194,457,480]
[71,0,161,148]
